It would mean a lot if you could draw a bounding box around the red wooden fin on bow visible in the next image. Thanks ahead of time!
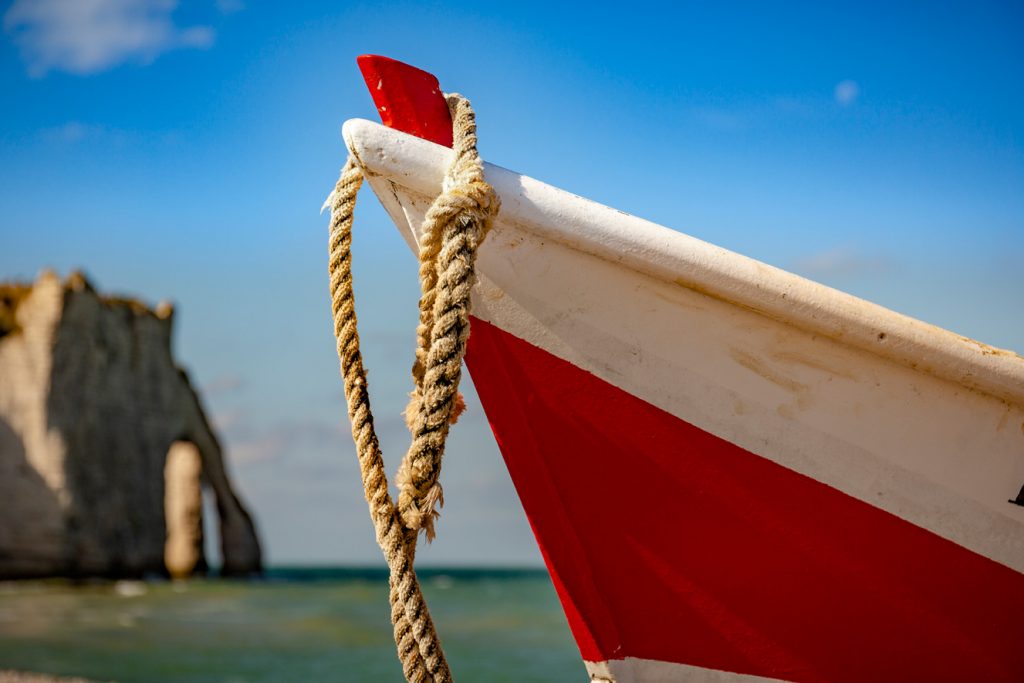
[356,55,453,148]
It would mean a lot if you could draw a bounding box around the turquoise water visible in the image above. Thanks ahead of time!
[0,568,584,682]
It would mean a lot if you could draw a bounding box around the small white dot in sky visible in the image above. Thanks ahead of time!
[834,80,860,106]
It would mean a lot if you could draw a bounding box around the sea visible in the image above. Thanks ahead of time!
[0,567,584,682]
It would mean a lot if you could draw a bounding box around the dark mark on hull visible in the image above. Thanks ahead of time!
[1010,482,1024,507]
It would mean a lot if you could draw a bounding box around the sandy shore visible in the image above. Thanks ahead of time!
[0,673,108,683]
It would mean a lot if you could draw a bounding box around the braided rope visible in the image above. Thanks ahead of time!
[325,93,499,681]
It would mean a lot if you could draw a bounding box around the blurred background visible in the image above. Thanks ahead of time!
[0,1,1021,681]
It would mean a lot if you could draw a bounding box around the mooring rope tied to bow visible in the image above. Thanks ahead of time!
[325,93,500,682]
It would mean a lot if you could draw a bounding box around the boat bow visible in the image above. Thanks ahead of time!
[342,112,1024,682]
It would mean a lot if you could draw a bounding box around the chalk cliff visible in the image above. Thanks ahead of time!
[0,271,261,579]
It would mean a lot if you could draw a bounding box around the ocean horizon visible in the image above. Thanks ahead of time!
[0,566,583,682]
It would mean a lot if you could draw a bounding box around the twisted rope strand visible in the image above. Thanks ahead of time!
[326,92,498,681]
[406,94,492,423]
[327,159,449,682]
[397,94,499,540]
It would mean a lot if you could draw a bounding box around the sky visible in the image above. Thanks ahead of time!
[1,0,1022,567]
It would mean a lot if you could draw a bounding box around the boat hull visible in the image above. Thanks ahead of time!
[343,118,1024,682]
[468,315,1024,682]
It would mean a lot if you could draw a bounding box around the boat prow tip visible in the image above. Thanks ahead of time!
[341,118,375,159]
[355,54,453,147]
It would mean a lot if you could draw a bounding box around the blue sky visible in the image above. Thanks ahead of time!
[1,0,1021,566]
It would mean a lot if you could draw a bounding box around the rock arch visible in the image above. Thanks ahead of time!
[0,271,261,579]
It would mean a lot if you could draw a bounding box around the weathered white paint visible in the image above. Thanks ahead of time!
[344,119,1024,406]
[343,118,1024,576]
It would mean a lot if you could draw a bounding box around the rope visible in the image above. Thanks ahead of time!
[397,95,499,540]
[325,93,499,682]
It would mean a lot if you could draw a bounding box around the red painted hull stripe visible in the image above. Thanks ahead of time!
[464,316,1024,682]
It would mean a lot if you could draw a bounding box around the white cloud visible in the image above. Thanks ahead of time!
[3,0,214,77]
[834,79,860,106]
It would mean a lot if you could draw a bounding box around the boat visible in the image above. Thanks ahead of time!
[342,55,1024,682]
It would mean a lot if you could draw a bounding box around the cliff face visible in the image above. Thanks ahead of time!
[0,272,261,579]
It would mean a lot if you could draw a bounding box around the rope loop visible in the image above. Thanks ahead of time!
[325,92,499,682]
